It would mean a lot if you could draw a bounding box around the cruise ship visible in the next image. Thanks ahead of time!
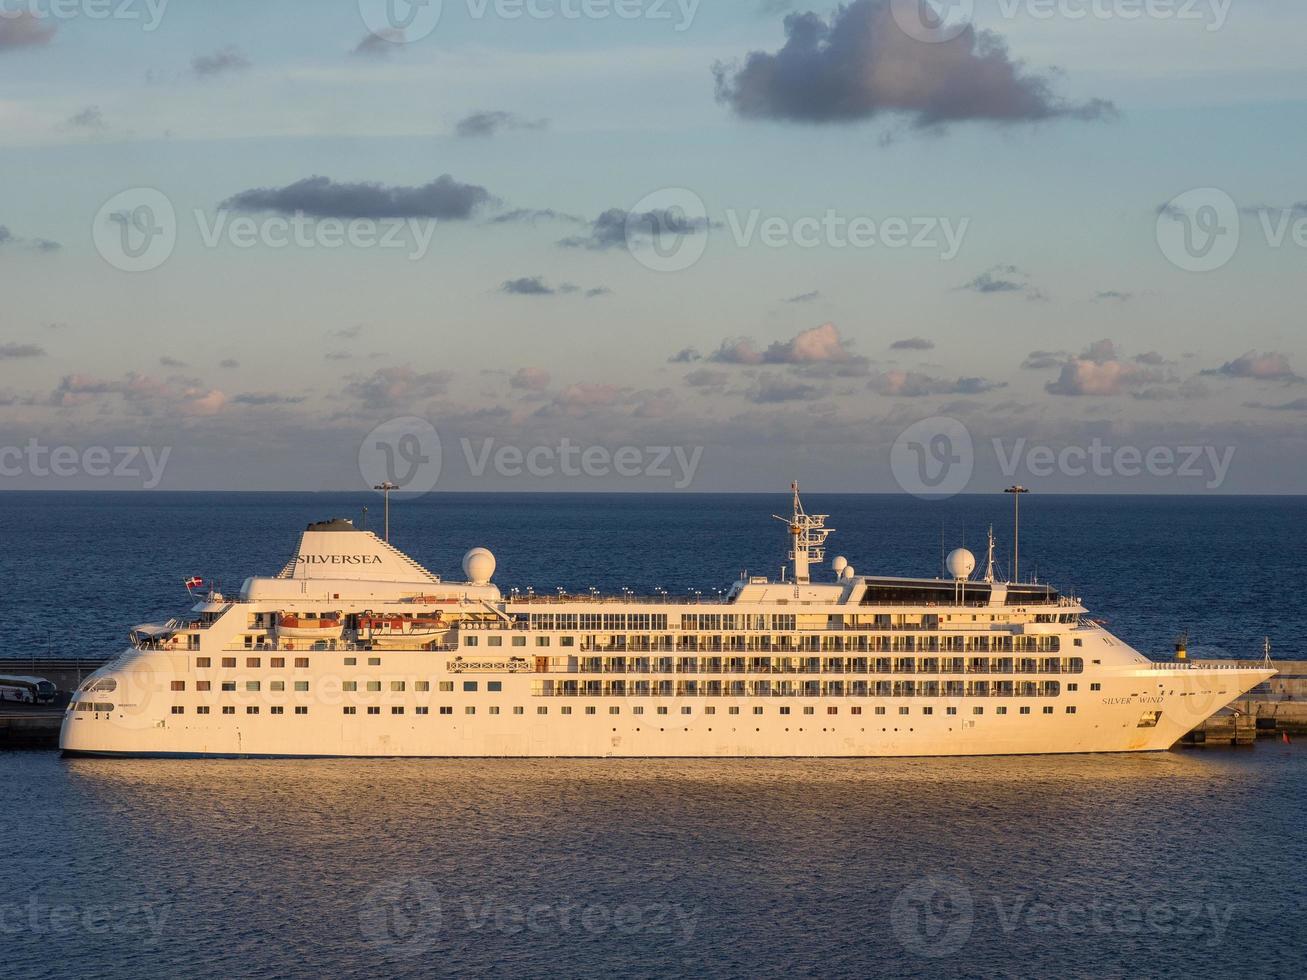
[61,487,1273,758]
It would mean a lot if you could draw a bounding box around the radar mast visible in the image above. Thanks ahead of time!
[773,482,834,584]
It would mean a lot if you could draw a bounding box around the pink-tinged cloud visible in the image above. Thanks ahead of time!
[1044,341,1164,396]
[869,371,1005,397]
[554,383,622,410]
[510,367,552,392]
[1204,350,1302,383]
[0,11,55,51]
[345,366,452,410]
[182,389,228,416]
[710,322,861,366]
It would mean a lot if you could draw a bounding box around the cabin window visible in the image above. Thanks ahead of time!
[271,681,285,692]
[343,682,357,692]
[221,682,236,691]
[245,682,260,692]
[294,682,309,692]
[1066,706,1077,714]
[196,658,211,668]
[441,707,454,715]
[488,682,502,693]
[1043,706,1054,714]
[416,707,429,715]
[514,707,524,715]
[222,706,235,714]
[246,658,260,668]
[171,706,184,714]
[222,658,236,668]
[392,707,404,715]
[415,682,430,692]
[197,706,210,715]
[391,681,405,692]
[465,637,479,648]
[368,657,381,666]
[271,706,284,715]
[246,707,259,714]
[343,707,357,715]
[171,681,185,691]
[463,681,478,692]
[196,681,211,692]
[537,637,550,647]
[272,657,286,668]
[344,657,356,666]
[488,636,502,647]
[295,658,309,668]
[367,707,380,715]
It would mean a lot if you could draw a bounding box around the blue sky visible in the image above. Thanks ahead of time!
[1,0,1304,492]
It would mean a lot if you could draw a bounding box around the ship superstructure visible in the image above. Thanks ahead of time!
[61,488,1273,757]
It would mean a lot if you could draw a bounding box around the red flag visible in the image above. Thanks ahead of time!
[185,576,204,590]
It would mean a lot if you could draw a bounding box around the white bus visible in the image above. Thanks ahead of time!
[0,676,57,705]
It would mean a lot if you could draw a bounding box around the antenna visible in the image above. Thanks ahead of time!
[772,481,834,585]
[1004,485,1029,583]
[984,525,996,583]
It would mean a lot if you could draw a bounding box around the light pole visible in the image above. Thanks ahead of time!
[1005,485,1029,583]
[373,482,398,542]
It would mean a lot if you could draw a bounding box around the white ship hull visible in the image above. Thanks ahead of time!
[61,648,1270,758]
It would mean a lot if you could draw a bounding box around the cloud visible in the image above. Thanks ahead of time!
[713,0,1113,129]
[48,372,228,416]
[668,348,702,363]
[331,324,364,339]
[1021,349,1067,370]
[489,208,584,225]
[709,323,863,370]
[0,11,55,51]
[958,264,1042,298]
[0,343,45,359]
[890,337,934,351]
[750,373,825,403]
[1134,351,1167,366]
[499,276,556,296]
[785,290,821,304]
[230,392,307,406]
[686,368,730,389]
[585,287,612,299]
[67,105,104,129]
[558,207,714,251]
[510,367,552,392]
[352,29,405,56]
[1246,397,1307,412]
[0,224,61,252]
[219,358,239,369]
[455,111,548,138]
[554,383,623,411]
[160,356,188,368]
[192,46,250,78]
[1045,340,1165,396]
[868,370,1005,397]
[222,174,493,220]
[1093,290,1132,303]
[345,367,453,410]
[1202,351,1302,384]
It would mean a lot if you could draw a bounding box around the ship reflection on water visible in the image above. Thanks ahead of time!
[0,750,1293,978]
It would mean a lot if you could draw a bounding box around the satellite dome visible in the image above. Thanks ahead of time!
[946,548,976,580]
[462,548,496,585]
[831,556,849,574]
[841,566,856,581]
